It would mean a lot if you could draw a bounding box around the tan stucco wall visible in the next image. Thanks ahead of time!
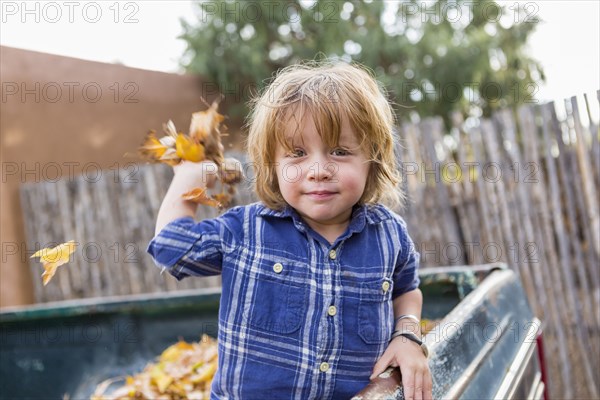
[0,46,242,307]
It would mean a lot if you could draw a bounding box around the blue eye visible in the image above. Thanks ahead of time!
[332,148,350,156]
[289,148,305,157]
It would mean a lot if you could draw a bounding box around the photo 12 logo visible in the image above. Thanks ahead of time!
[1,81,139,104]
[1,1,140,24]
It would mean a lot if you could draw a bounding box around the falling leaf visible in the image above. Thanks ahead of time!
[30,241,77,285]
[181,188,222,208]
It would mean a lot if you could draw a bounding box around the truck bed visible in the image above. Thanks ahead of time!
[0,263,543,399]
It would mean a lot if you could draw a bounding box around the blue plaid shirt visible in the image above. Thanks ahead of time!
[147,202,420,399]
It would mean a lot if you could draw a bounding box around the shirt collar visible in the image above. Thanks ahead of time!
[258,203,392,234]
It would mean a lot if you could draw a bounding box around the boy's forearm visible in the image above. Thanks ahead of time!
[392,288,423,336]
[155,174,200,236]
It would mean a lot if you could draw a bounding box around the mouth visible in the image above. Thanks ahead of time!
[306,191,337,200]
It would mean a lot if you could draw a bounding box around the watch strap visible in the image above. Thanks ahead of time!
[389,330,429,358]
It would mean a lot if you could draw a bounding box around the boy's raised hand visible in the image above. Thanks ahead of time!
[370,337,433,400]
[173,160,219,189]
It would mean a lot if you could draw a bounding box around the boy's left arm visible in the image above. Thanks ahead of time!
[370,288,433,400]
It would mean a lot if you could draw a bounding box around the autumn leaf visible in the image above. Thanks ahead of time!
[93,335,219,399]
[220,158,243,185]
[189,101,225,142]
[139,131,169,160]
[175,133,205,162]
[149,365,173,394]
[137,100,244,210]
[163,120,179,139]
[181,188,222,208]
[30,241,77,285]
[158,148,181,166]
[212,192,232,208]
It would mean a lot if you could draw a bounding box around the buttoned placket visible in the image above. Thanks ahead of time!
[315,240,344,388]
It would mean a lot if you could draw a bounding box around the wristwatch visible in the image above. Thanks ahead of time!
[389,330,429,358]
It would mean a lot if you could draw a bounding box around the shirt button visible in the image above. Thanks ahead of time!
[273,263,283,273]
[328,249,337,260]
[319,362,330,372]
[382,281,390,293]
[327,305,337,316]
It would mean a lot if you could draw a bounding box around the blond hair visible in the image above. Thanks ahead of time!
[245,60,404,210]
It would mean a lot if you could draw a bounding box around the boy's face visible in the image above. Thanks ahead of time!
[274,112,369,238]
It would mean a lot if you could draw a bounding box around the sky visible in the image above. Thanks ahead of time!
[1,0,599,103]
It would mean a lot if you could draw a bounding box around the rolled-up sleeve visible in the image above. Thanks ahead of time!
[147,208,241,280]
[392,221,421,298]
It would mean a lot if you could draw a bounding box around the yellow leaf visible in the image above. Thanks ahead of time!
[30,241,77,286]
[150,365,173,394]
[176,133,205,162]
[31,240,76,262]
[139,131,169,160]
[159,148,181,166]
[160,341,193,363]
[191,361,217,384]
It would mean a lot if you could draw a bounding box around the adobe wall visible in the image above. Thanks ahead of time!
[0,46,243,307]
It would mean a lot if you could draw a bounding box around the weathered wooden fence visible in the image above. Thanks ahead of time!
[21,93,599,398]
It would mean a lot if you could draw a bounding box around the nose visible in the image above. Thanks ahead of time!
[307,160,335,182]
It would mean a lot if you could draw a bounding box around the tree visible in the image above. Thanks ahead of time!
[179,0,545,127]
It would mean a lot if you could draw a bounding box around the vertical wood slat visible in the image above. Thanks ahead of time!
[450,112,484,265]
[493,110,546,318]
[583,92,600,192]
[480,120,517,266]
[493,107,565,396]
[436,118,472,265]
[399,122,429,261]
[468,125,503,260]
[522,104,599,398]
[544,103,600,379]
[426,118,465,265]
[570,97,600,258]
[518,107,576,398]
[541,104,599,330]
[413,122,441,260]
[562,100,600,300]
[418,118,463,265]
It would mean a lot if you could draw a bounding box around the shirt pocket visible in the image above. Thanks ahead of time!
[358,277,394,344]
[248,259,307,334]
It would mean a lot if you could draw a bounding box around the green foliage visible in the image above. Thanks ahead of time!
[179,0,545,126]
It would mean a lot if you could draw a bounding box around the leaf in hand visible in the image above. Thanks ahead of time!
[189,101,225,143]
[181,188,222,208]
[190,101,226,165]
[213,192,232,208]
[30,241,77,285]
[137,100,243,210]
[158,148,181,166]
[220,158,243,184]
[175,134,205,162]
[139,131,169,160]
